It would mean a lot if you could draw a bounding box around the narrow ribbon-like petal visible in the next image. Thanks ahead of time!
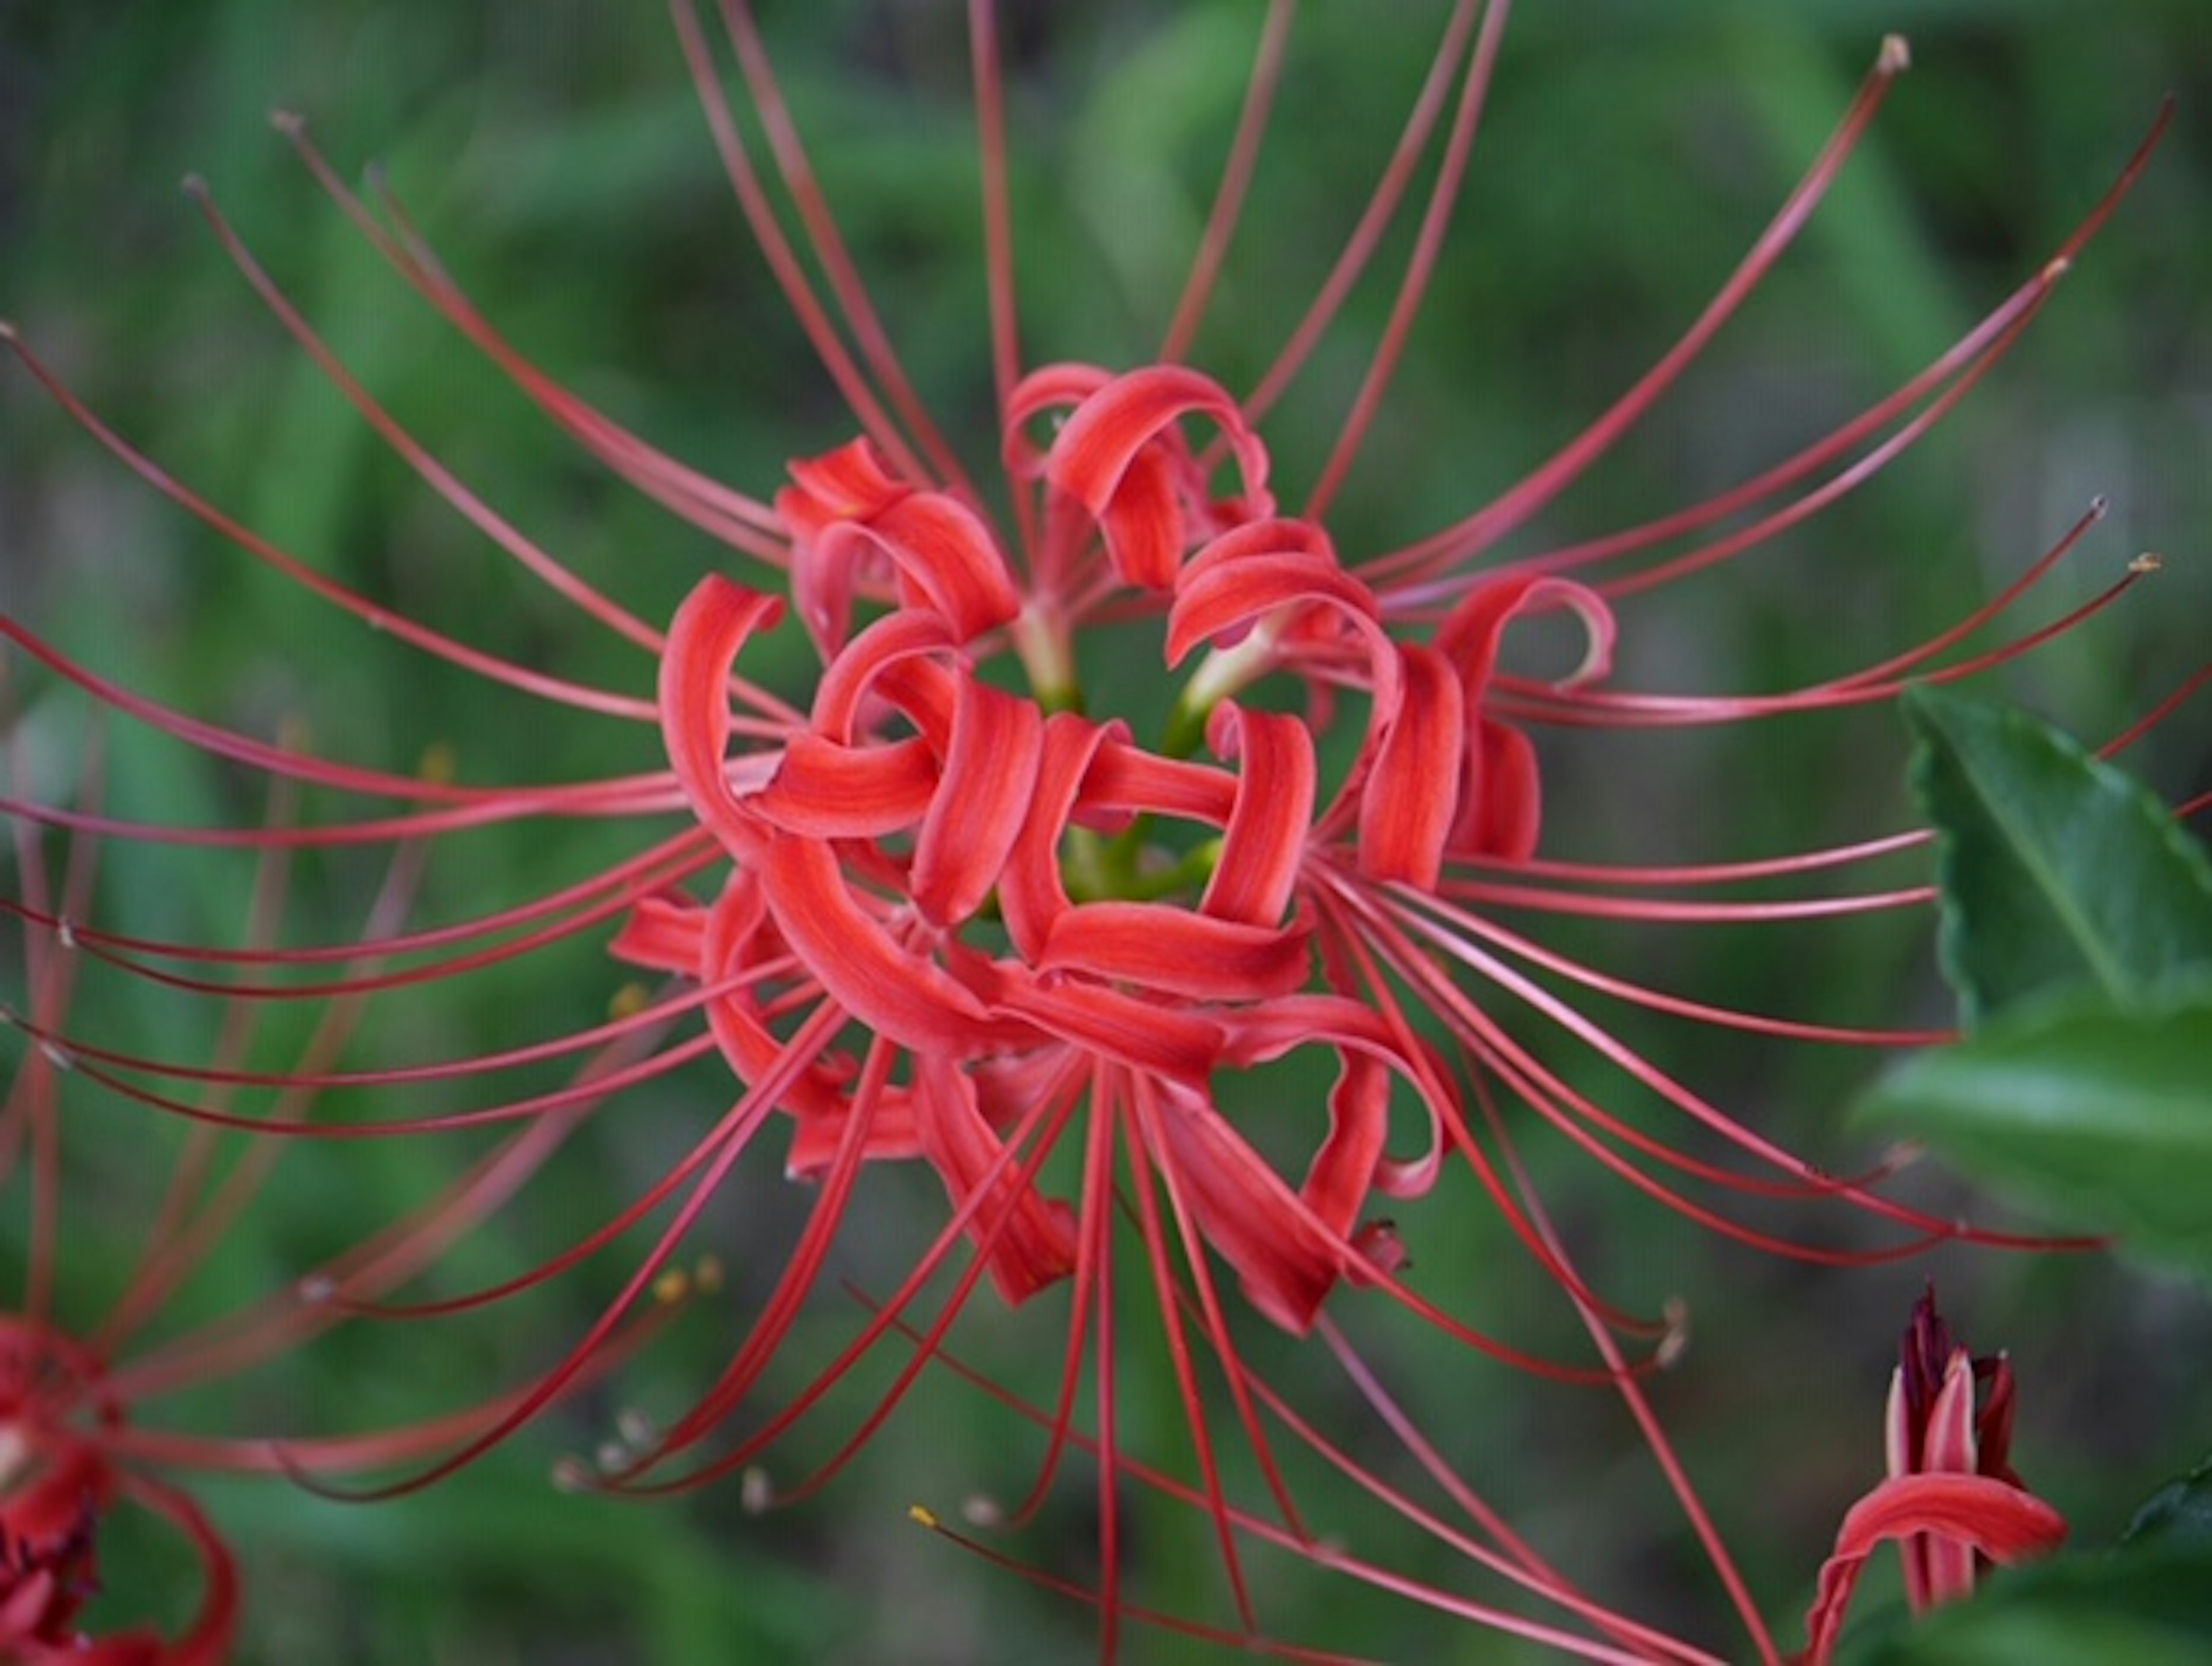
[909,675,1044,927]
[607,890,709,975]
[1357,642,1465,888]
[808,490,1020,647]
[1079,741,1237,827]
[1434,571,1617,693]
[756,832,1014,1058]
[1141,1079,1352,1335]
[659,576,785,858]
[1802,1472,2066,1665]
[1166,540,1384,669]
[1199,703,1315,927]
[912,1057,1077,1305]
[982,969,1225,1086]
[1001,361,1113,478]
[1449,713,1541,862]
[1044,366,1275,589]
[690,874,922,1171]
[999,711,1113,963]
[754,733,938,838]
[1037,901,1312,1002]
[808,608,960,746]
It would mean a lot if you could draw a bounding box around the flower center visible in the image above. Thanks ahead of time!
[621,364,1605,1323]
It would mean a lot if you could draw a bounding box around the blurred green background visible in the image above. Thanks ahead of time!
[3,1,2210,1661]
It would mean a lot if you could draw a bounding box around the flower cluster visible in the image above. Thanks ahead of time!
[1800,1289,2067,1664]
[1,0,2180,1658]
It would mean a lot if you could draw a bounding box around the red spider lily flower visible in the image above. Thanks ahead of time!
[1,1,2190,1659]
[1798,1288,2067,1664]
[0,737,682,1658]
[0,1316,235,1666]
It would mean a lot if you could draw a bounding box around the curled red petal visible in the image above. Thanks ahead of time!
[660,575,785,856]
[1036,900,1312,1001]
[779,486,867,657]
[1044,366,1274,589]
[696,873,875,1151]
[1141,1078,1350,1335]
[1002,359,1113,479]
[876,491,1021,638]
[808,490,1020,649]
[1357,641,1465,888]
[1080,740,1237,826]
[909,675,1044,927]
[984,969,1224,1086]
[1303,1049,1392,1243]
[1802,1472,2066,1665]
[1218,993,1446,1199]
[1448,713,1541,862]
[1096,442,1184,590]
[1435,570,1617,694]
[808,608,959,745]
[756,832,1014,1058]
[755,733,938,838]
[607,890,709,975]
[784,434,912,520]
[999,711,1111,962]
[1199,703,1316,927]
[914,1057,1076,1305]
[1166,537,1385,668]
[1179,514,1339,584]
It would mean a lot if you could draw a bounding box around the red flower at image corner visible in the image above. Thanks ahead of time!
[0,1,2191,1659]
[1798,1288,2068,1664]
[0,751,685,1662]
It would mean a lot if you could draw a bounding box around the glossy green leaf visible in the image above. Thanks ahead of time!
[1839,1547,2212,1666]
[1855,989,2212,1273]
[2123,1454,2212,1556]
[1904,683,2212,1028]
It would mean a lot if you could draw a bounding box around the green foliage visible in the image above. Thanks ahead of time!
[5,2,2207,1661]
[1903,683,2212,1028]
[1842,1458,2212,1666]
[1857,985,2212,1270]
[1839,1547,2212,1666]
[2122,1452,2212,1555]
[1859,690,2212,1277]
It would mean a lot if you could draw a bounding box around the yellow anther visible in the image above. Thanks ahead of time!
[1878,34,1911,74]
[692,1254,726,1295]
[417,740,459,785]
[2129,552,2164,575]
[652,1268,691,1305]
[608,982,651,1021]
[907,1504,941,1531]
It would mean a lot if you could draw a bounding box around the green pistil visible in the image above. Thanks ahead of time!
[1063,826,1221,904]
[1162,627,1278,759]
[1012,601,1082,716]
[1061,826,1120,902]
[1160,694,1209,762]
